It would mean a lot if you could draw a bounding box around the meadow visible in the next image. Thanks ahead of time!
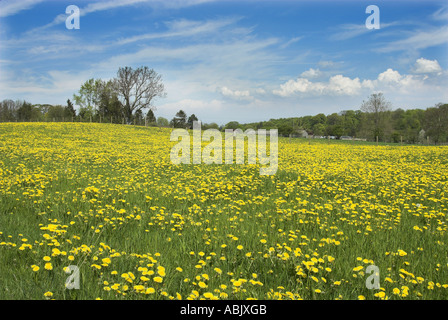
[0,122,447,300]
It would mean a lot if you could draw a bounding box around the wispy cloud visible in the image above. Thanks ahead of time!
[377,25,448,52]
[115,17,243,45]
[330,22,398,41]
[432,6,448,21]
[29,0,219,31]
[279,36,303,49]
[0,0,45,18]
[28,0,151,31]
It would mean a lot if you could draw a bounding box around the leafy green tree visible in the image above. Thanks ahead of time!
[97,81,122,122]
[0,99,17,121]
[73,78,103,113]
[278,123,293,136]
[17,101,34,121]
[171,110,187,128]
[203,122,219,130]
[187,114,198,128]
[340,110,361,137]
[64,99,76,119]
[225,121,240,130]
[146,109,156,125]
[312,123,326,136]
[46,105,65,121]
[78,105,95,121]
[156,116,169,127]
[134,109,144,125]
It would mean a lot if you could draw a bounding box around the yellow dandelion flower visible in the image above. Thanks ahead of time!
[146,287,155,294]
[203,292,214,299]
[233,280,242,287]
[157,266,166,277]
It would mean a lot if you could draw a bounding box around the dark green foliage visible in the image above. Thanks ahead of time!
[171,110,187,128]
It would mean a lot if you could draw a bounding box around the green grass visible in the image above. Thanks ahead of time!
[0,122,447,300]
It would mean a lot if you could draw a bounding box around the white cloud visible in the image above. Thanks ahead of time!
[376,68,403,83]
[273,75,363,97]
[412,58,442,75]
[219,87,253,101]
[374,68,423,92]
[300,68,322,79]
[327,75,363,96]
[272,64,436,98]
[318,61,336,69]
[255,88,266,95]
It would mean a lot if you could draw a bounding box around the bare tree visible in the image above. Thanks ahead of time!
[361,92,392,140]
[114,66,166,123]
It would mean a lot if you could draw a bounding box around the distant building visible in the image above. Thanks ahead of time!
[418,129,426,144]
[290,129,308,138]
[298,129,308,138]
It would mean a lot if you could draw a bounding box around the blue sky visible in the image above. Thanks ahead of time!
[0,0,447,124]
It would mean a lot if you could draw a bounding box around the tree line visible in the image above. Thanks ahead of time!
[0,66,165,125]
[0,65,447,144]
[225,94,448,144]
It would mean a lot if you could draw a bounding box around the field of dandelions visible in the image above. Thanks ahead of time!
[0,122,447,300]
